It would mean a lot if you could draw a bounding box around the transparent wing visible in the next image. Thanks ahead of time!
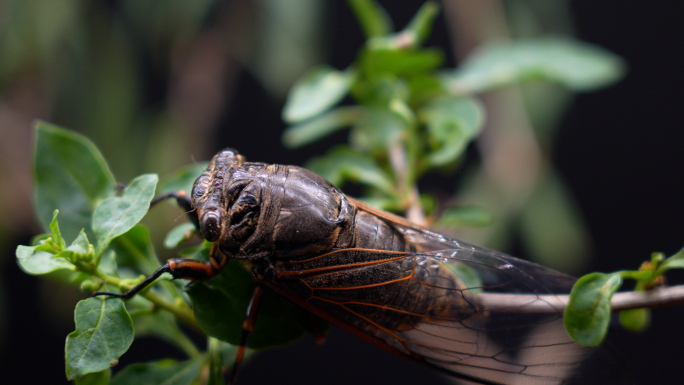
[269,233,626,384]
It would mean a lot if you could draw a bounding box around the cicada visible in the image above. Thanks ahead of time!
[96,149,624,385]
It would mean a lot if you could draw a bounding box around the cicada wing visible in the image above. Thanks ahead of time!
[270,243,628,385]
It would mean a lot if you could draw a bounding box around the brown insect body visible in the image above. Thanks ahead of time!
[188,149,609,385]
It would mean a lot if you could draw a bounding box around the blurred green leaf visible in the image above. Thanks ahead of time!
[307,146,396,195]
[447,38,625,95]
[436,205,492,228]
[619,308,650,333]
[420,95,484,167]
[283,106,362,148]
[350,107,406,154]
[519,174,590,273]
[93,174,158,256]
[360,48,444,77]
[66,297,134,380]
[283,65,354,123]
[187,259,307,349]
[111,358,203,385]
[74,369,111,385]
[207,338,225,385]
[164,222,198,249]
[402,1,439,45]
[347,0,392,38]
[34,121,117,241]
[655,247,684,275]
[564,272,623,346]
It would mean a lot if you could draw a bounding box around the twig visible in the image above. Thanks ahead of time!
[477,285,684,313]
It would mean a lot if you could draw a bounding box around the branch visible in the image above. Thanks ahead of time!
[477,285,684,313]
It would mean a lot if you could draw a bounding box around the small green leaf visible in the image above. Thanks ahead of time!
[111,358,203,385]
[619,308,650,333]
[347,0,393,38]
[65,297,134,380]
[49,209,66,250]
[55,229,93,265]
[436,206,492,228]
[402,1,439,45]
[187,259,307,349]
[283,65,354,123]
[93,174,158,256]
[655,247,684,275]
[564,272,623,346]
[447,38,625,95]
[306,146,396,195]
[283,106,362,148]
[164,222,198,249]
[420,95,484,167]
[34,121,117,241]
[74,369,111,385]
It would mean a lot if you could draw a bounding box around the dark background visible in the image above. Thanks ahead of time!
[1,1,682,384]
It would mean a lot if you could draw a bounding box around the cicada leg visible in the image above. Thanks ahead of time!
[231,285,264,383]
[93,243,227,299]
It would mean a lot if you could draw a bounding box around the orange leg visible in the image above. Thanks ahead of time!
[231,285,264,383]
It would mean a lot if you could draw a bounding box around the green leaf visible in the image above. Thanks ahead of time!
[74,369,111,385]
[65,297,134,380]
[93,174,158,256]
[49,209,66,249]
[360,48,444,77]
[564,272,623,346]
[350,107,406,154]
[283,106,362,148]
[402,1,439,45]
[306,146,395,195]
[55,229,93,265]
[130,308,196,357]
[187,259,307,349]
[163,222,198,249]
[34,121,117,241]
[420,95,484,167]
[111,358,203,385]
[436,205,492,228]
[347,0,392,38]
[282,65,354,123]
[619,308,650,333]
[16,245,75,275]
[655,247,684,275]
[447,38,625,95]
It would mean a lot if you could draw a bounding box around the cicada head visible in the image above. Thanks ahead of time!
[192,149,355,260]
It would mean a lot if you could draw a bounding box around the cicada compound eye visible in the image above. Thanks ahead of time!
[200,211,222,242]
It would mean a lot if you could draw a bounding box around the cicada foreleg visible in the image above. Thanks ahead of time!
[93,244,227,299]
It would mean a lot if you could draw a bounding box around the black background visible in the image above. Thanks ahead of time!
[2,2,683,384]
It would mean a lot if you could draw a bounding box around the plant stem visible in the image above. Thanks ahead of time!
[477,285,684,313]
